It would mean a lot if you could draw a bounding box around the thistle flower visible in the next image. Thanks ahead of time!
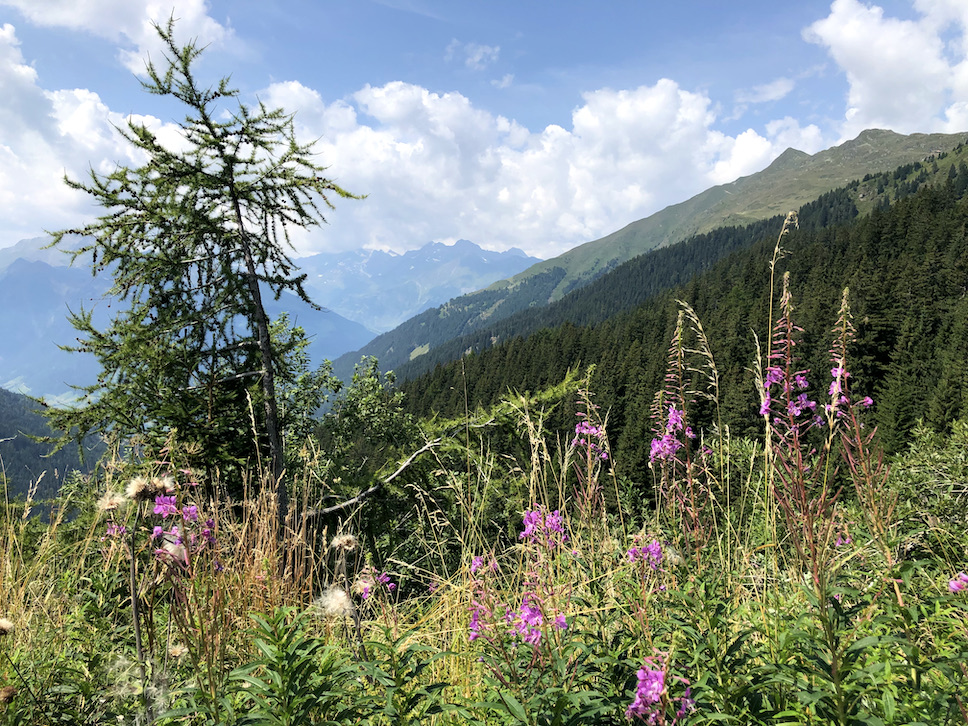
[315,586,356,617]
[126,476,154,501]
[0,618,13,636]
[96,491,126,512]
[330,533,359,552]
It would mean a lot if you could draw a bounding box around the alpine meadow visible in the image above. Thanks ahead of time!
[4,16,968,726]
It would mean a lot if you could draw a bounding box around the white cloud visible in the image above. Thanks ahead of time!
[736,77,795,104]
[0,23,184,242]
[805,0,968,138]
[492,73,514,89]
[260,78,826,258]
[445,39,500,70]
[0,0,234,73]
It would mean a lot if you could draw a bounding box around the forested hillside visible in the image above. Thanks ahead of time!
[337,130,968,379]
[0,388,90,501]
[401,156,968,483]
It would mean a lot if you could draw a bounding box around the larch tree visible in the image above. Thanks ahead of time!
[45,20,355,521]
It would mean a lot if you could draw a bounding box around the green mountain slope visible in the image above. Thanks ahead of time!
[336,129,967,379]
[400,160,968,486]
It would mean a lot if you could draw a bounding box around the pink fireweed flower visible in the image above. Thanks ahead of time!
[520,506,568,547]
[649,433,683,463]
[153,495,179,519]
[949,572,968,593]
[513,594,544,645]
[182,504,199,523]
[628,540,663,571]
[554,613,568,630]
[626,666,664,720]
[573,419,609,460]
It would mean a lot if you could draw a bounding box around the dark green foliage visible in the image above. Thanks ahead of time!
[402,158,968,485]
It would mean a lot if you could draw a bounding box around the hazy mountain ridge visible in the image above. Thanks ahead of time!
[297,240,540,332]
[337,129,968,378]
[0,238,539,399]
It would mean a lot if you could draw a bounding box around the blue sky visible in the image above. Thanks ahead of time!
[0,0,966,258]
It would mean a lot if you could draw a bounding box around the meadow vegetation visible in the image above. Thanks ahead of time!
[1,218,967,725]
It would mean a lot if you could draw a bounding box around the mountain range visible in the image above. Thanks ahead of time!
[0,238,538,401]
[336,129,968,380]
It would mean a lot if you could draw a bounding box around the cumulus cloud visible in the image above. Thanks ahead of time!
[805,0,968,138]
[0,0,234,72]
[260,77,824,257]
[0,23,183,242]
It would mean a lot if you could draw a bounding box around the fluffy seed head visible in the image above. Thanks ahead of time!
[330,534,359,552]
[97,491,127,512]
[0,618,13,636]
[315,586,356,617]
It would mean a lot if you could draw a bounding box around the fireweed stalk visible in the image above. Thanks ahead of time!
[648,311,710,558]
[467,505,571,701]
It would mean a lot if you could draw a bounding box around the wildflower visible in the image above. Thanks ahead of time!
[666,406,684,432]
[554,613,568,630]
[315,586,356,617]
[126,476,155,502]
[649,433,683,463]
[153,475,175,492]
[377,571,397,592]
[626,666,664,720]
[97,491,126,512]
[949,572,968,593]
[759,393,772,417]
[859,396,873,408]
[513,594,544,645]
[330,533,359,552]
[628,540,663,570]
[471,555,485,573]
[168,644,188,658]
[0,618,13,636]
[181,504,199,523]
[103,521,127,539]
[520,506,568,547]
[153,495,179,519]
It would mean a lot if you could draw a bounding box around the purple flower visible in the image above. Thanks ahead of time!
[471,555,484,574]
[949,572,968,593]
[554,613,568,630]
[519,506,568,547]
[764,366,784,387]
[759,393,772,416]
[859,396,873,408]
[794,373,809,390]
[182,504,199,523]
[153,495,179,519]
[649,433,683,463]
[628,540,663,570]
[626,667,665,720]
[666,406,684,432]
[102,521,126,539]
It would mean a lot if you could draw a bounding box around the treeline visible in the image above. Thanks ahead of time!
[401,165,968,486]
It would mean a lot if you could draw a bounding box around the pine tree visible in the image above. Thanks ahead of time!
[45,20,355,519]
